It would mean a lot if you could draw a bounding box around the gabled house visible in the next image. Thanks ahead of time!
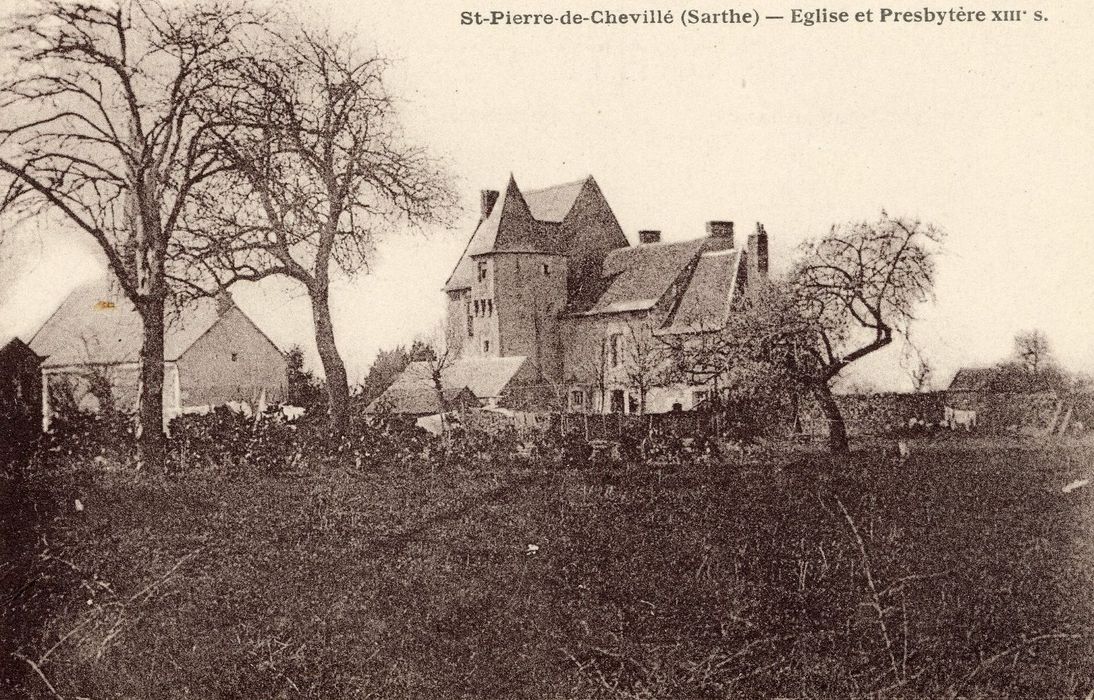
[404,173,772,415]
[0,336,43,424]
[29,279,288,430]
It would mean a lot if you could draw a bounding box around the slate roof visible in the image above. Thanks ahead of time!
[367,356,530,414]
[577,239,705,315]
[523,178,586,222]
[660,249,743,334]
[369,381,479,416]
[445,176,589,291]
[29,279,247,368]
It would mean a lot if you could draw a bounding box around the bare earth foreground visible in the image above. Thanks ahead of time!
[2,431,1092,698]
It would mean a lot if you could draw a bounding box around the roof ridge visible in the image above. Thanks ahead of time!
[700,248,738,257]
[522,175,591,194]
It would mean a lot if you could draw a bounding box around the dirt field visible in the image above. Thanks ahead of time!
[2,435,1092,698]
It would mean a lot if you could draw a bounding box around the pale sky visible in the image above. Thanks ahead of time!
[1,0,1092,390]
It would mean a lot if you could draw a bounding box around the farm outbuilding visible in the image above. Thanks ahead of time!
[0,336,44,426]
[945,366,1060,432]
[366,356,539,415]
[29,280,288,430]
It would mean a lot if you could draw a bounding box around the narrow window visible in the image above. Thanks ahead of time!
[466,301,473,336]
[487,299,493,316]
[483,339,490,353]
[231,352,238,362]
[478,261,488,282]
[570,390,584,409]
[542,263,550,276]
[474,300,480,315]
[609,332,623,367]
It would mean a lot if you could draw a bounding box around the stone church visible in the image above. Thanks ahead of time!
[377,174,771,415]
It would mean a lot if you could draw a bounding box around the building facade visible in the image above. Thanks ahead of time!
[29,280,288,429]
[439,174,771,414]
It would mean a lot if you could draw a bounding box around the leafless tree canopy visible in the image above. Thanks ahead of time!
[171,26,455,432]
[1013,329,1051,377]
[175,28,455,293]
[660,214,943,453]
[0,0,262,302]
[791,213,944,383]
[0,0,264,469]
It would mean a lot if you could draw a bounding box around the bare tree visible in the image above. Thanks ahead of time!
[621,316,667,415]
[660,284,817,425]
[176,28,455,433]
[659,313,736,407]
[790,212,944,453]
[901,341,933,393]
[1013,329,1051,378]
[571,337,610,413]
[0,0,261,469]
[662,214,943,454]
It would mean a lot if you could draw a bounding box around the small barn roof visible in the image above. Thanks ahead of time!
[28,279,268,368]
[367,356,529,414]
[947,367,996,392]
[947,365,1059,394]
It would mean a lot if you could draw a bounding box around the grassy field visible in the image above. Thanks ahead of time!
[2,434,1092,698]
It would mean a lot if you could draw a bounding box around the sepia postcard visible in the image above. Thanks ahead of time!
[1,0,1091,697]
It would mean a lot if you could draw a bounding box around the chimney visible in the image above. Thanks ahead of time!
[706,220,734,247]
[480,189,499,221]
[747,222,769,279]
[638,230,661,244]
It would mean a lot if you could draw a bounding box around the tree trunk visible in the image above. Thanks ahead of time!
[816,383,850,455]
[135,296,166,471]
[311,288,350,433]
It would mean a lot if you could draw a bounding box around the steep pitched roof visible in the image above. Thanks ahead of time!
[29,279,246,368]
[576,239,705,315]
[523,178,587,223]
[445,175,592,291]
[660,249,743,334]
[366,356,530,413]
[491,176,555,253]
